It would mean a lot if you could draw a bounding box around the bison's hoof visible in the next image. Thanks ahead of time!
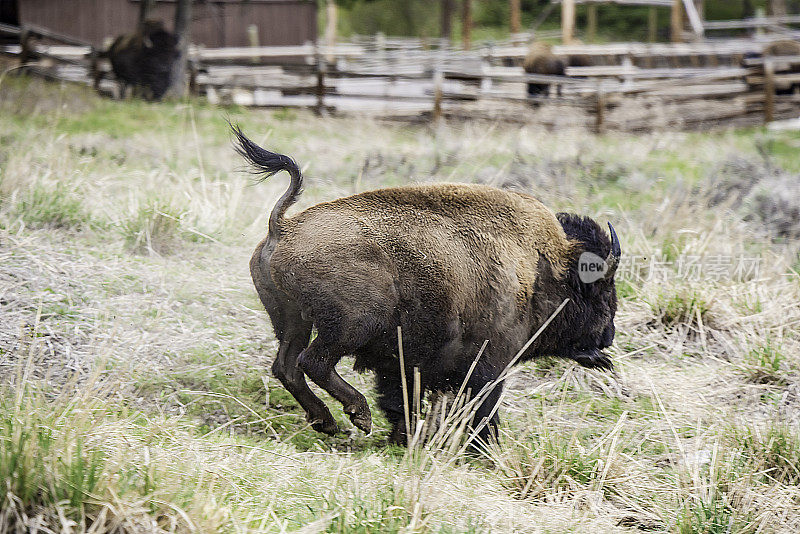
[309,415,338,435]
[345,407,372,434]
[388,426,407,446]
[352,414,372,434]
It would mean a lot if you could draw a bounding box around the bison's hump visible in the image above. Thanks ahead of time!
[274,182,575,287]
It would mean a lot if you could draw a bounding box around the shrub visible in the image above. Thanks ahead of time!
[731,423,800,485]
[649,287,712,329]
[15,185,91,229]
[120,200,184,255]
[490,427,605,501]
[739,339,786,385]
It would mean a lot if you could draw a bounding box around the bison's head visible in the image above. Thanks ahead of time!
[536,213,621,370]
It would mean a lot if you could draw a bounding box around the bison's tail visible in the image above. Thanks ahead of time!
[231,124,303,238]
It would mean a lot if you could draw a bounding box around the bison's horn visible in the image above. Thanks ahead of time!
[603,222,621,281]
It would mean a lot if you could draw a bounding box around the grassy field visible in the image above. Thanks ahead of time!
[1,75,799,533]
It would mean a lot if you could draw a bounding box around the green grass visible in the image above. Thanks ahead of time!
[648,286,712,329]
[132,345,391,452]
[673,421,800,533]
[740,339,786,385]
[120,199,186,255]
[730,422,800,486]
[15,184,92,230]
[1,360,469,532]
[0,378,135,526]
[752,133,800,173]
[1,75,799,533]
[676,493,753,534]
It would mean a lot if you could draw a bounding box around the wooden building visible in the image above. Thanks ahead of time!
[6,0,317,47]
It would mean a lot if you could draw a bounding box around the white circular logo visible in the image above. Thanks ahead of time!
[578,251,608,283]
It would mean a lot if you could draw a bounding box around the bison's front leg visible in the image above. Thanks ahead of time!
[570,348,613,370]
[465,367,503,449]
[375,372,414,445]
[298,339,372,434]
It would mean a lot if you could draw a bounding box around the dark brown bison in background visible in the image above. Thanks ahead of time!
[102,20,179,100]
[523,42,591,98]
[523,42,565,97]
[763,40,800,95]
[234,127,620,445]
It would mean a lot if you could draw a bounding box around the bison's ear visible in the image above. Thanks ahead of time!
[555,212,585,242]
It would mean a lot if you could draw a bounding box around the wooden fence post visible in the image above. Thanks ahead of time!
[90,50,102,91]
[648,6,658,42]
[769,0,787,17]
[375,32,386,63]
[432,68,444,123]
[755,7,765,37]
[562,0,575,44]
[764,58,775,123]
[138,0,156,30]
[587,4,598,42]
[19,27,32,68]
[479,52,492,95]
[188,60,199,96]
[316,51,327,117]
[682,0,705,41]
[595,81,605,134]
[510,0,521,35]
[325,0,337,63]
[442,0,455,40]
[671,0,683,43]
[247,24,260,64]
[462,0,472,50]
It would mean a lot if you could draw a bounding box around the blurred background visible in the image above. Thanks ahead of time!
[4,0,800,129]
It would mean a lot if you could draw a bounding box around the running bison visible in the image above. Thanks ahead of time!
[234,127,620,445]
[102,20,179,100]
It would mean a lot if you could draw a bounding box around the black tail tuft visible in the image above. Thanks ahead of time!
[231,123,304,237]
[230,123,301,184]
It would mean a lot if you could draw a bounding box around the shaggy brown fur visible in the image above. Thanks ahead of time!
[761,40,800,94]
[234,126,620,444]
[523,42,566,97]
[764,39,800,57]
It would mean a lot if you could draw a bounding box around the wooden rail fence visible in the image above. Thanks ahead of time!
[2,24,800,132]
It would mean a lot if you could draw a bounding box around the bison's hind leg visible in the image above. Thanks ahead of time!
[272,320,338,435]
[252,246,338,435]
[298,338,373,434]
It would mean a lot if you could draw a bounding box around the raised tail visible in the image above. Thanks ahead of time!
[231,124,303,238]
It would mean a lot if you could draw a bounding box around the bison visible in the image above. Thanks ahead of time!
[523,42,565,97]
[234,127,620,445]
[763,40,800,95]
[102,20,179,101]
[523,42,592,98]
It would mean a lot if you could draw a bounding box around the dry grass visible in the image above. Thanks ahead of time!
[0,75,799,533]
